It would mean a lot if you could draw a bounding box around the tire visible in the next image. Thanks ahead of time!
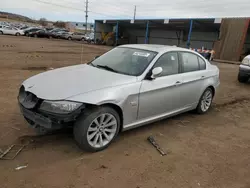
[68,37,72,41]
[0,31,3,35]
[238,73,249,83]
[16,32,20,36]
[73,106,120,152]
[34,34,38,38]
[196,87,213,114]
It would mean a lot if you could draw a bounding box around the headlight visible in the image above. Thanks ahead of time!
[40,100,82,114]
[242,59,250,66]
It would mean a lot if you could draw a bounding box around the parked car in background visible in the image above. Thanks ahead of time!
[48,29,69,39]
[67,32,86,41]
[57,31,70,39]
[0,26,24,36]
[86,33,95,43]
[20,26,29,30]
[45,28,54,32]
[28,29,49,38]
[18,44,220,152]
[238,55,250,83]
[53,31,68,39]
[60,32,74,40]
[24,28,41,36]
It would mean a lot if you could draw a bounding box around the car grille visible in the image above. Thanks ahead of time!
[18,85,39,109]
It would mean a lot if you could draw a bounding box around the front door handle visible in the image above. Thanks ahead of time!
[175,81,182,86]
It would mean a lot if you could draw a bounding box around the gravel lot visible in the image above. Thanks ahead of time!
[0,35,250,188]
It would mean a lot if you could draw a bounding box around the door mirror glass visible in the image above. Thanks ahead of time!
[151,67,163,79]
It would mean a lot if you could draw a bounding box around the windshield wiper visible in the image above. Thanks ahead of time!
[95,65,118,73]
[88,61,95,67]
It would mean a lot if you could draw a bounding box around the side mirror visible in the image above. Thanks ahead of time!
[94,55,100,59]
[151,67,163,79]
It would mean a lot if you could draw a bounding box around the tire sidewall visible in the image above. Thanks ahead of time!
[74,106,120,152]
[197,88,213,114]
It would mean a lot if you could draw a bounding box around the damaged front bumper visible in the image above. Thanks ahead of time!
[19,103,84,130]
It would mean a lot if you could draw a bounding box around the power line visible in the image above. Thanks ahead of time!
[88,2,133,12]
[31,0,132,19]
[32,0,85,11]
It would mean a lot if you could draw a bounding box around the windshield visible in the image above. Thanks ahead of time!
[91,47,157,76]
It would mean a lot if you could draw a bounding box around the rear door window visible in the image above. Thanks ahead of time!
[179,52,200,73]
[198,57,206,70]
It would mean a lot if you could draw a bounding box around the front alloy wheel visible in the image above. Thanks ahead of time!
[87,113,117,148]
[196,88,213,114]
[73,106,120,152]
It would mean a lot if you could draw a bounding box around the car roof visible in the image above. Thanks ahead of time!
[119,44,191,53]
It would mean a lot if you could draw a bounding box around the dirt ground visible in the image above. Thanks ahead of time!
[0,35,250,188]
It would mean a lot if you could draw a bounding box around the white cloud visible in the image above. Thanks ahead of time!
[0,0,250,22]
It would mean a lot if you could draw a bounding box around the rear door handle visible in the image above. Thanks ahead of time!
[174,81,182,86]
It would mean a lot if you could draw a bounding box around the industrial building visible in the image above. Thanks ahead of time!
[94,18,250,61]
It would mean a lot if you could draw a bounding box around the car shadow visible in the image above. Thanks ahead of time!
[14,110,198,156]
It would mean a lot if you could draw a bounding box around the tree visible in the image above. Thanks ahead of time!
[54,21,66,28]
[38,18,48,26]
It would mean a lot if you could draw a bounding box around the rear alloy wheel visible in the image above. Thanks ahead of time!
[68,37,72,41]
[238,73,249,83]
[16,32,20,36]
[196,88,213,114]
[74,107,120,152]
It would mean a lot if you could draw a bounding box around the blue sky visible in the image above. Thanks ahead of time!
[1,0,250,22]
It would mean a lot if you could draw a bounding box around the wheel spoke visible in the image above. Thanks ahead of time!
[93,119,100,126]
[207,93,212,99]
[103,120,116,128]
[88,126,97,132]
[93,133,99,146]
[105,128,115,133]
[88,131,98,140]
[100,114,105,124]
[202,101,206,111]
[103,115,113,124]
[103,131,110,141]
[99,134,103,146]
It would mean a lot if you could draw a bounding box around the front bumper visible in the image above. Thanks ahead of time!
[239,64,250,76]
[19,103,84,130]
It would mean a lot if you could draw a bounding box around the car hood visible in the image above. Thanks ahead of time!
[22,64,137,100]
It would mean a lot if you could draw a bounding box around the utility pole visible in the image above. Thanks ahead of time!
[133,5,136,21]
[85,0,89,34]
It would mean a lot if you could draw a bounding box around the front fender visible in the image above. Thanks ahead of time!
[67,82,141,126]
